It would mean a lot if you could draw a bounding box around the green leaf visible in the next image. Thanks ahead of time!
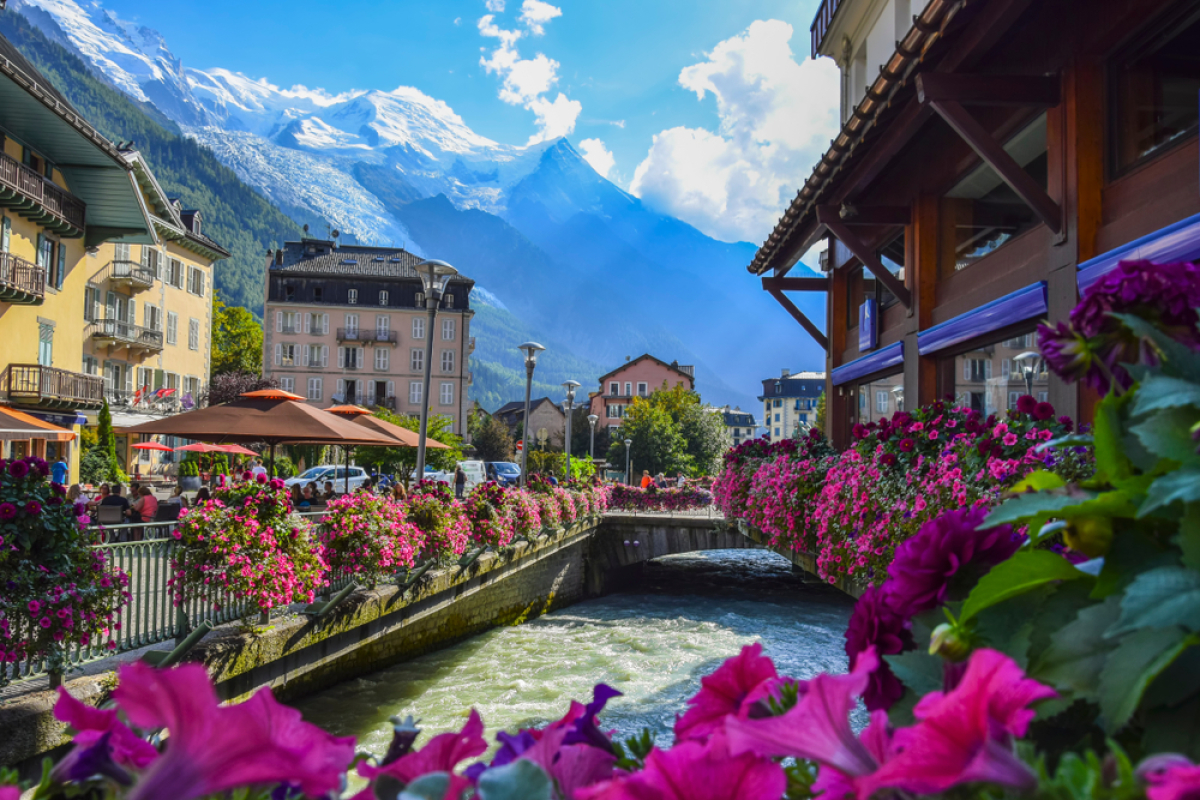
[1099,627,1195,732]
[1132,375,1200,416]
[1182,504,1200,572]
[960,550,1090,623]
[1131,407,1200,466]
[1032,596,1121,699]
[1112,313,1200,382]
[974,585,1054,668]
[396,773,449,800]
[1010,470,1067,492]
[1141,468,1200,517]
[1093,529,1180,599]
[1142,693,1200,762]
[1094,392,1133,483]
[984,491,1098,528]
[477,760,554,800]
[1108,566,1200,637]
[885,650,944,698]
[1038,433,1095,451]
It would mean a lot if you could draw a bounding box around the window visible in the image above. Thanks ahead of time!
[37,323,53,367]
[344,313,359,337]
[411,348,424,372]
[307,377,323,402]
[943,114,1048,272]
[166,312,178,345]
[142,247,161,279]
[84,286,100,322]
[413,318,425,339]
[285,285,295,301]
[313,287,323,302]
[607,404,624,419]
[1111,11,1200,173]
[276,343,297,367]
[114,243,131,262]
[415,292,425,307]
[339,346,362,369]
[440,382,454,406]
[774,428,781,437]
[636,382,648,397]
[348,289,358,305]
[374,348,389,371]
[306,313,328,334]
[1038,391,1049,403]
[442,319,455,340]
[168,259,183,288]
[1,216,9,252]
[379,290,389,306]
[82,354,99,375]
[36,235,56,288]
[876,391,889,414]
[964,358,993,382]
[774,413,780,422]
[304,344,328,367]
[188,318,200,351]
[608,381,619,396]
[409,381,423,405]
[187,267,206,296]
[443,293,454,309]
[624,382,632,396]
[280,376,295,393]
[376,315,390,338]
[441,350,455,373]
[1008,391,1022,410]
[774,399,782,408]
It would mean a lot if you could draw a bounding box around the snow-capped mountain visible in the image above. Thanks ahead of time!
[9,0,826,409]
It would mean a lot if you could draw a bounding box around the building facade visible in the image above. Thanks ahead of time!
[753,0,1200,448]
[262,241,476,436]
[587,354,695,431]
[493,397,565,447]
[0,32,157,481]
[720,407,758,447]
[758,370,824,441]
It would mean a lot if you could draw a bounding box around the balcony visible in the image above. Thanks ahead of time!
[0,251,46,305]
[0,151,86,237]
[108,260,156,292]
[87,319,164,354]
[1,364,104,410]
[337,327,398,344]
[810,0,843,57]
[469,336,476,354]
[371,395,397,410]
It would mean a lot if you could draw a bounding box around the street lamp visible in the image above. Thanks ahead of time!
[891,384,904,413]
[415,259,459,481]
[561,380,580,481]
[587,413,598,459]
[1015,351,1042,397]
[623,438,632,486]
[517,342,545,488]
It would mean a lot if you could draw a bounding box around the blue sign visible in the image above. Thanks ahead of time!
[27,411,88,427]
[859,299,878,352]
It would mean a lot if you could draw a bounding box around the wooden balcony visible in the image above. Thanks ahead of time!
[87,319,164,354]
[0,251,46,305]
[337,327,398,344]
[1,364,104,410]
[810,0,844,57]
[108,260,156,292]
[0,151,86,237]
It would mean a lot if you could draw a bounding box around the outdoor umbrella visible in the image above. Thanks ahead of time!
[216,444,259,456]
[342,412,450,493]
[174,443,226,453]
[326,405,416,492]
[131,442,173,452]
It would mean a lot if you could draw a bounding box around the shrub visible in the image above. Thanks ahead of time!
[463,482,516,548]
[404,480,470,559]
[317,493,424,582]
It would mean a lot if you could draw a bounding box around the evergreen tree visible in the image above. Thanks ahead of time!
[471,415,515,462]
[815,391,827,431]
[95,401,127,483]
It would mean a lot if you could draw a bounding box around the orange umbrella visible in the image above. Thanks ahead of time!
[216,444,259,456]
[351,414,448,449]
[132,442,173,452]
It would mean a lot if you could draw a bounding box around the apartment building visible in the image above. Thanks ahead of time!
[586,354,695,431]
[720,407,758,447]
[0,32,158,481]
[758,370,824,441]
[262,240,476,436]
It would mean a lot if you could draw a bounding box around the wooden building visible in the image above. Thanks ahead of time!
[753,0,1200,447]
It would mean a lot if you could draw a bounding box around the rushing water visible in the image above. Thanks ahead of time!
[293,550,858,765]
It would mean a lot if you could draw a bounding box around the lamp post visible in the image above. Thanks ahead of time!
[561,380,580,481]
[414,259,458,480]
[623,438,632,485]
[517,342,545,488]
[1015,351,1042,398]
[587,414,598,459]
[891,384,904,414]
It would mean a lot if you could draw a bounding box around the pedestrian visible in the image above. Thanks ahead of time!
[195,487,212,504]
[640,470,652,489]
[676,473,686,488]
[51,455,68,486]
[250,458,268,479]
[454,464,467,499]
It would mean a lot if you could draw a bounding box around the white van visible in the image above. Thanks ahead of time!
[422,460,487,493]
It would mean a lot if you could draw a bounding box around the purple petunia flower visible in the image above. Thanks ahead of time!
[883,506,1020,620]
[898,438,915,453]
[844,586,914,711]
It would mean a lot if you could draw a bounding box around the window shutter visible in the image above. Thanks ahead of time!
[276,311,283,332]
[321,346,329,367]
[985,361,993,380]
[0,216,9,252]
[387,380,394,397]
[56,242,65,289]
[304,314,311,334]
[336,379,345,398]
[357,346,364,367]
[274,343,282,366]
[338,347,345,368]
[302,345,310,367]
[963,360,970,380]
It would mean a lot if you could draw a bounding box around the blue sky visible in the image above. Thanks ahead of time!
[103,0,841,245]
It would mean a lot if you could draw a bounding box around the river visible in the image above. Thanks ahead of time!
[293,549,858,765]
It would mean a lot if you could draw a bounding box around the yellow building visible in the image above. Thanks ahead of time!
[84,152,229,481]
[0,33,154,481]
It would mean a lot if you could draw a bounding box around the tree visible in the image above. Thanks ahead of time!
[676,403,730,476]
[94,400,127,483]
[211,293,264,376]
[605,399,686,479]
[354,409,464,482]
[815,391,826,431]
[202,371,277,407]
[471,415,515,462]
[570,405,610,461]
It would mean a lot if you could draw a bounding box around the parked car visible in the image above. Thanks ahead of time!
[486,461,521,486]
[284,465,370,494]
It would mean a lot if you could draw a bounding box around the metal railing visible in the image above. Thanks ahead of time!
[87,319,165,351]
[0,251,46,304]
[0,363,104,409]
[108,260,156,290]
[0,150,87,233]
[810,0,843,57]
[337,327,398,344]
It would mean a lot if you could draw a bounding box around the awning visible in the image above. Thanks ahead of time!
[0,406,76,441]
[26,410,88,428]
[831,342,904,386]
[1078,211,1200,293]
[918,282,1047,356]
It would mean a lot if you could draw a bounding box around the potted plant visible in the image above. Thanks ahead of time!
[178,456,201,492]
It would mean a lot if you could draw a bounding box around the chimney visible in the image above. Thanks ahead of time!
[781,368,791,378]
[275,249,284,267]
[625,355,630,362]
[265,249,274,270]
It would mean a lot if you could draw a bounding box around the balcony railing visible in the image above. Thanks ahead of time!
[108,260,156,291]
[0,364,104,410]
[87,319,164,352]
[0,251,46,305]
[370,395,397,410]
[810,0,843,57]
[0,151,86,235]
[337,327,398,344]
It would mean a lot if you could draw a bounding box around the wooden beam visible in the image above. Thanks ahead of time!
[761,276,829,292]
[916,73,1060,107]
[818,213,913,309]
[765,287,828,352]
[927,99,1063,234]
[815,204,910,226]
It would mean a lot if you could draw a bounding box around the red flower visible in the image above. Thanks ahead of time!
[1033,401,1055,421]
[1015,395,1037,415]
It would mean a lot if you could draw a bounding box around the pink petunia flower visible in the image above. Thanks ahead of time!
[674,643,779,742]
[112,662,354,800]
[865,649,1055,795]
[520,723,616,798]
[577,731,785,800]
[1139,755,1200,800]
[356,709,487,797]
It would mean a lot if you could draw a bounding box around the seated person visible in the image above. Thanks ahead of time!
[128,486,158,523]
[322,481,336,501]
[101,484,131,515]
[89,483,111,511]
[165,485,189,509]
[299,485,314,508]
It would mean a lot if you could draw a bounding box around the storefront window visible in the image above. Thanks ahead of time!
[1111,9,1200,173]
[946,332,1048,416]
[856,373,904,425]
[943,114,1048,272]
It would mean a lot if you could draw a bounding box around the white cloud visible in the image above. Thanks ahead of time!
[477,3,579,144]
[519,0,562,35]
[630,19,840,243]
[578,138,615,177]
[485,0,506,11]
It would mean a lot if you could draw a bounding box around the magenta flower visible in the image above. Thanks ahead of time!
[112,662,354,800]
[1033,402,1055,421]
[0,787,17,800]
[0,503,16,521]
[844,586,914,711]
[866,649,1055,795]
[883,506,1019,619]
[7,460,29,479]
[1014,395,1037,415]
[577,732,785,800]
[520,723,616,798]
[1139,755,1200,800]
[358,709,486,792]
[54,687,158,769]
[26,500,42,516]
[675,643,779,741]
[898,438,915,453]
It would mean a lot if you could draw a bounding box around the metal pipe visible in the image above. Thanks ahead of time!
[415,298,437,479]
[520,361,534,487]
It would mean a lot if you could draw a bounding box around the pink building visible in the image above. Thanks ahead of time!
[588,354,695,431]
[262,240,475,436]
